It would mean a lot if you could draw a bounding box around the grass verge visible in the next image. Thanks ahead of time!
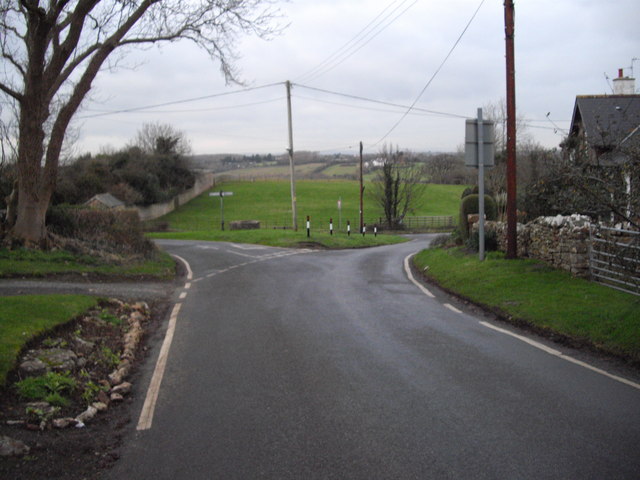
[0,248,175,279]
[149,228,407,249]
[0,295,98,386]
[413,247,640,362]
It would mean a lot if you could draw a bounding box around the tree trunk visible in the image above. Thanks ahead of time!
[11,191,49,247]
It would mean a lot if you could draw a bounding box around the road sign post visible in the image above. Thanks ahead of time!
[210,191,234,231]
[465,110,495,261]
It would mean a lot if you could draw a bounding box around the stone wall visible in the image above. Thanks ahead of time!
[134,172,214,221]
[479,214,592,277]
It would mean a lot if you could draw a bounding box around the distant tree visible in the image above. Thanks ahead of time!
[371,145,427,229]
[131,122,192,156]
[0,0,284,246]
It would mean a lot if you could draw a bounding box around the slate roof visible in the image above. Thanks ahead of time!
[570,95,640,150]
[84,193,125,208]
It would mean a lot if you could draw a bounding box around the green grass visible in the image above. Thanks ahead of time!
[413,248,640,360]
[148,180,467,246]
[150,227,406,248]
[0,248,175,279]
[0,295,98,386]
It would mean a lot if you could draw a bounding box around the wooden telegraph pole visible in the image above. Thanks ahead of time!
[286,80,298,231]
[504,0,518,258]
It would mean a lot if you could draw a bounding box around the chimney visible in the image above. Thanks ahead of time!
[613,68,636,95]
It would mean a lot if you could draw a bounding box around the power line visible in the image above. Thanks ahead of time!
[296,0,419,83]
[78,82,283,119]
[293,83,468,119]
[372,0,486,147]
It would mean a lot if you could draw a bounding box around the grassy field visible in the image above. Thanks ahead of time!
[413,247,640,361]
[152,179,467,233]
[0,295,98,386]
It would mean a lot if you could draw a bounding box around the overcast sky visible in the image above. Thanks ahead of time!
[77,0,640,157]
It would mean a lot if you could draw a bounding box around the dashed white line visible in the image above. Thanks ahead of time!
[444,303,462,314]
[404,253,640,392]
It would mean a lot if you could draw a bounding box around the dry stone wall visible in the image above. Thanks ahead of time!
[479,214,592,277]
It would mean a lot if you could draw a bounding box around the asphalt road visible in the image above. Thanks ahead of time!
[107,237,640,479]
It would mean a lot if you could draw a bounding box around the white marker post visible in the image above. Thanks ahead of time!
[329,218,333,235]
[306,216,311,238]
[209,191,234,231]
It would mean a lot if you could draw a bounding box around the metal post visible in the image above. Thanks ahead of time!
[477,108,485,261]
[504,0,518,258]
[286,81,298,231]
[359,141,364,233]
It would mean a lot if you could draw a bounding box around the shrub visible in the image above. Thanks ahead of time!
[459,194,497,240]
[466,229,498,252]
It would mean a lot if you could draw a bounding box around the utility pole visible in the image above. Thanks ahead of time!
[359,141,364,233]
[286,80,298,231]
[504,0,518,258]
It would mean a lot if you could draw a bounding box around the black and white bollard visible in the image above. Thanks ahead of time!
[329,218,333,235]
[362,223,366,237]
[374,225,378,237]
[347,220,351,236]
[306,215,311,238]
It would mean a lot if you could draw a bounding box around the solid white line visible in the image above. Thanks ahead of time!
[137,302,182,431]
[444,303,462,314]
[171,254,193,281]
[479,321,640,391]
[404,254,435,298]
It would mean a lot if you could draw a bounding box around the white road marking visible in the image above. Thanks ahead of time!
[404,254,435,298]
[479,321,640,391]
[137,302,182,430]
[171,254,193,281]
[179,291,187,300]
[444,303,462,314]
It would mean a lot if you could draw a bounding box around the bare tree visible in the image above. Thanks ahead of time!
[371,144,427,229]
[0,0,284,246]
[131,121,192,156]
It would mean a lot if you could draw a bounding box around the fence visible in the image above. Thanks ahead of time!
[377,216,456,232]
[589,225,640,296]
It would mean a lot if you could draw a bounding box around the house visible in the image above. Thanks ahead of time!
[565,69,639,225]
[84,193,125,210]
[567,70,640,166]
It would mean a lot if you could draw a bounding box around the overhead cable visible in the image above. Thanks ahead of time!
[372,0,486,147]
[296,0,419,83]
[78,82,284,119]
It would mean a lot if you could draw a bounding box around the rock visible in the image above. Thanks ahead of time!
[18,358,47,377]
[97,390,110,405]
[111,382,132,396]
[75,405,98,424]
[132,301,149,314]
[72,336,96,356]
[0,436,30,457]
[110,392,124,403]
[92,402,108,412]
[29,348,78,372]
[53,418,77,429]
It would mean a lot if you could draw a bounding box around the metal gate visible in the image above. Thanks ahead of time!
[589,225,640,296]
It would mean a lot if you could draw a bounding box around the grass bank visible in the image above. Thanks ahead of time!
[413,247,640,362]
[0,295,98,386]
[0,248,175,279]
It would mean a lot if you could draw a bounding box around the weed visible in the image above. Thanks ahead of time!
[99,309,122,326]
[15,371,77,402]
[81,380,108,405]
[100,346,121,369]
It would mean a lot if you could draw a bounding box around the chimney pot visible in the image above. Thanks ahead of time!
[618,68,624,78]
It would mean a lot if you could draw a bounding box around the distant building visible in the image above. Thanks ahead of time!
[84,193,125,210]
